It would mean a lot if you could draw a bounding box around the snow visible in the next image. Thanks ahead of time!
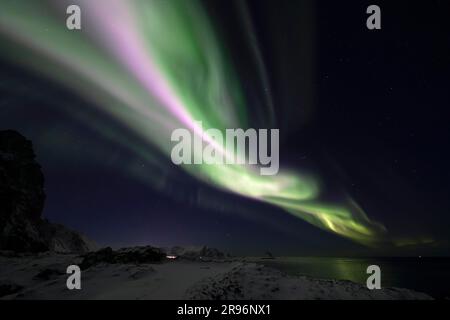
[0,253,432,300]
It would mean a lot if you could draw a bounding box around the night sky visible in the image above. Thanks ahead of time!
[0,0,449,256]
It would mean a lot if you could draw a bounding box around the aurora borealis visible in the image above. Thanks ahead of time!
[0,0,384,245]
[1,0,449,254]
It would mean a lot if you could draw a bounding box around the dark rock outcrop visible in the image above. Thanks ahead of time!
[37,220,97,254]
[33,268,65,281]
[0,130,96,253]
[0,280,23,298]
[0,130,47,252]
[80,246,165,269]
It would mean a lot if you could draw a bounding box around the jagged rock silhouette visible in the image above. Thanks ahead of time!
[0,130,96,253]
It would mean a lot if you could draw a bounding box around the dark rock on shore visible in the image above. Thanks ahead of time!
[33,268,65,281]
[80,246,166,269]
[0,280,23,298]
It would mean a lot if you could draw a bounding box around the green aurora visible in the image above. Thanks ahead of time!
[0,0,389,245]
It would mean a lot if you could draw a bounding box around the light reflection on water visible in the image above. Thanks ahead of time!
[247,257,450,299]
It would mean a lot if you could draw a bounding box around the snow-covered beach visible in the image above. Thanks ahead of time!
[0,249,432,300]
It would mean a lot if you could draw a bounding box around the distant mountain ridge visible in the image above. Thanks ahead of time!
[164,245,230,260]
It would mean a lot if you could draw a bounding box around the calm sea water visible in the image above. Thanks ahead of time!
[247,257,450,299]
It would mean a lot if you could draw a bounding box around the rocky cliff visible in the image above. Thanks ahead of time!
[0,130,96,253]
